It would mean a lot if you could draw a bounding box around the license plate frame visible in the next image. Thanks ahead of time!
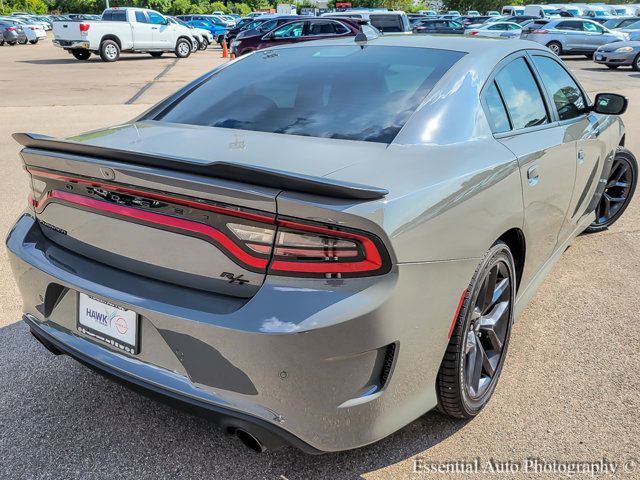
[77,293,139,354]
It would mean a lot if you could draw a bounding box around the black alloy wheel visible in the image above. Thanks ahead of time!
[437,241,516,418]
[586,147,637,232]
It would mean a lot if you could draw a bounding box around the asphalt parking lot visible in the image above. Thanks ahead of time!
[1,39,639,479]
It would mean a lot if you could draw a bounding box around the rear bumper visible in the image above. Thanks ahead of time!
[7,213,478,452]
[53,39,90,49]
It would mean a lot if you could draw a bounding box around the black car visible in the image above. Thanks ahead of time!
[231,15,300,48]
[413,19,464,34]
[602,17,639,29]
[224,16,276,46]
[408,14,428,27]
[500,15,542,24]
[456,15,491,28]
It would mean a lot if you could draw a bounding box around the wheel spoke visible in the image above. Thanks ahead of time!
[470,333,484,393]
[480,341,495,378]
[481,267,498,314]
[479,300,508,351]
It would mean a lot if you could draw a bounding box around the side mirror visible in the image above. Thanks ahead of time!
[591,93,628,115]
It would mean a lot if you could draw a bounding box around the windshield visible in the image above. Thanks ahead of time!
[157,46,465,144]
[626,20,640,29]
[594,11,607,17]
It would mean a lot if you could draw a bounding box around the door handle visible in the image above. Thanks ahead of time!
[577,149,585,165]
[527,165,539,186]
[151,27,158,30]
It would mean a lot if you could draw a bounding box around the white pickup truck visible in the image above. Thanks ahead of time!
[52,7,196,62]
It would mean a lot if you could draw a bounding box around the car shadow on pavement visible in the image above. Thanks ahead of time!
[0,321,467,480]
[20,56,167,65]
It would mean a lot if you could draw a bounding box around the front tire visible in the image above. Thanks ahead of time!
[71,49,91,60]
[199,37,209,50]
[149,52,163,57]
[18,37,27,45]
[632,53,640,72]
[99,40,120,62]
[546,41,562,56]
[436,241,516,418]
[585,147,637,233]
[174,38,191,58]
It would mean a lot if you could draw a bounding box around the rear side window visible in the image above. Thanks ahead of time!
[156,46,465,144]
[102,10,127,22]
[531,55,586,121]
[494,58,548,130]
[484,82,511,133]
[370,14,403,32]
[556,21,582,31]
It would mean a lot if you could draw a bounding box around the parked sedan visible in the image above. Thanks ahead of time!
[616,20,640,41]
[465,22,522,38]
[179,18,227,45]
[8,36,634,454]
[0,17,46,44]
[594,40,640,70]
[231,18,365,56]
[413,19,464,34]
[0,20,27,45]
[521,18,628,56]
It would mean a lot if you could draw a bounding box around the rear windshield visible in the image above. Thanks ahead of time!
[157,46,464,144]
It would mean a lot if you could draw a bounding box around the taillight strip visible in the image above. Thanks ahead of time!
[37,190,269,269]
[28,169,274,224]
[271,219,383,274]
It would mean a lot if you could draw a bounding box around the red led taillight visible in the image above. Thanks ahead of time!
[469,31,479,35]
[28,169,391,279]
[79,23,90,32]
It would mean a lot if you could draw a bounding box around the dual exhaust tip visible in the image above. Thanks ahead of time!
[229,427,266,453]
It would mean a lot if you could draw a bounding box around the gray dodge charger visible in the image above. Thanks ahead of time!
[7,36,636,453]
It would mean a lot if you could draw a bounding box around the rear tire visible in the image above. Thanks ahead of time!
[175,38,191,58]
[632,53,640,72]
[29,39,38,45]
[99,40,120,62]
[585,147,637,233]
[72,49,91,60]
[18,37,27,45]
[8,41,16,46]
[546,41,562,55]
[436,241,516,418]
[149,52,163,57]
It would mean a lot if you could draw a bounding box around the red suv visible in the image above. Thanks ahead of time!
[230,18,366,56]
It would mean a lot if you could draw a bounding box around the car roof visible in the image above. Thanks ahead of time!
[292,33,538,55]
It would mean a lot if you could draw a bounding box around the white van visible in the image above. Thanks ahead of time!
[501,5,525,16]
[321,10,410,32]
[523,4,560,17]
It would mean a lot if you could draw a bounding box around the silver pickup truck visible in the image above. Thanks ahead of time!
[53,7,196,62]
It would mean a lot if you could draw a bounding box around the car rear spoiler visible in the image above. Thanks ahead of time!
[13,133,388,201]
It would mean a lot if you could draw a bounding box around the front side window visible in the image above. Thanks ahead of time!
[258,20,279,32]
[532,55,586,121]
[273,21,305,38]
[135,11,148,23]
[484,81,511,133]
[494,58,548,130]
[583,21,602,32]
[148,12,166,25]
[156,46,465,144]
